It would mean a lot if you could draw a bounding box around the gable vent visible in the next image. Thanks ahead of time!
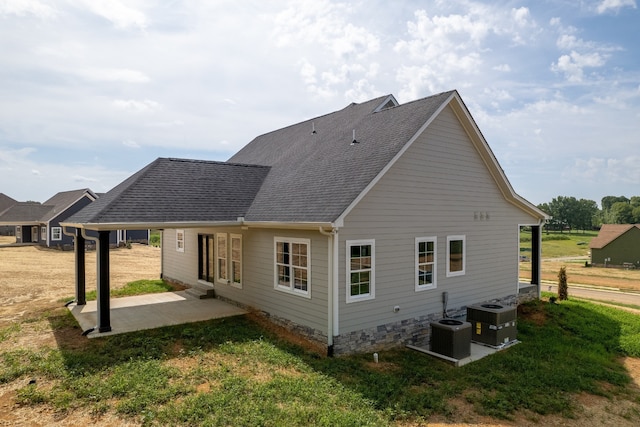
[373,95,399,112]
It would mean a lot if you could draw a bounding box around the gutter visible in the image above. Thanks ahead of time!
[319,226,339,356]
[60,219,335,232]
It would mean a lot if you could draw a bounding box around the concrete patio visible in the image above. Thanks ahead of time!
[68,291,247,337]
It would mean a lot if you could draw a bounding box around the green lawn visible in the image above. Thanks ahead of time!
[2,297,640,425]
[520,230,597,258]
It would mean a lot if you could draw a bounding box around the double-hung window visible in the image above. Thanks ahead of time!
[230,234,242,287]
[274,237,310,297]
[446,235,466,277]
[176,229,185,252]
[416,237,437,290]
[216,234,228,283]
[51,227,62,241]
[346,239,375,303]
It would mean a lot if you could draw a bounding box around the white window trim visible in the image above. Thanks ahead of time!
[274,237,311,298]
[230,233,242,289]
[415,237,437,291]
[446,235,466,277]
[176,229,185,253]
[216,233,228,284]
[41,226,47,241]
[346,239,375,303]
[51,227,62,241]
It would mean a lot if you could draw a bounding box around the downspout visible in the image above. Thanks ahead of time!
[319,226,339,356]
[61,226,75,240]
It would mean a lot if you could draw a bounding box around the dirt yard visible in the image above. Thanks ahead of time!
[1,240,639,427]
[0,241,161,326]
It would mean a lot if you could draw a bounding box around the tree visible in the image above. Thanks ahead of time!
[601,196,629,211]
[610,202,633,224]
[575,199,598,232]
[633,206,640,224]
[630,196,640,208]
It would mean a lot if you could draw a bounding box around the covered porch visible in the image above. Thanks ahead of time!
[68,289,246,337]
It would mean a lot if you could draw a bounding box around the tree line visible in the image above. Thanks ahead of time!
[538,195,640,232]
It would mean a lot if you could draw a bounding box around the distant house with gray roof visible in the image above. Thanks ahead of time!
[0,193,17,236]
[590,224,640,268]
[0,189,148,248]
[63,90,547,355]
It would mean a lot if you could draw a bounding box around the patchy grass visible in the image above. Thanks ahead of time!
[2,298,640,425]
[83,279,178,301]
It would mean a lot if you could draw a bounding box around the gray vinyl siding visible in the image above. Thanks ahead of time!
[338,105,539,334]
[162,227,329,335]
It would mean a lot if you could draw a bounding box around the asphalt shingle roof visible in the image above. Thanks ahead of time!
[64,158,271,224]
[230,91,455,222]
[0,202,54,223]
[0,193,17,215]
[0,189,95,224]
[589,224,640,249]
[64,91,467,227]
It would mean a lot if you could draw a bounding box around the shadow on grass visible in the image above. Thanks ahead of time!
[42,298,636,423]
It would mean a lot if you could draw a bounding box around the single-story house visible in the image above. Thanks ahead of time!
[0,193,17,236]
[590,224,640,268]
[62,90,547,355]
[0,189,149,248]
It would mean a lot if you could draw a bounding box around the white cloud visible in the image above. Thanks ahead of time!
[565,156,640,184]
[271,0,380,98]
[74,0,147,30]
[73,174,97,182]
[596,0,637,14]
[551,51,607,82]
[122,139,140,148]
[75,67,150,83]
[493,64,511,72]
[0,0,57,19]
[112,99,162,113]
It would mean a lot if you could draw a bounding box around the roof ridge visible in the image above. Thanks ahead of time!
[165,157,269,169]
[246,94,392,142]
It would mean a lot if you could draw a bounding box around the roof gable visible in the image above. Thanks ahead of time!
[63,90,545,229]
[0,193,17,215]
[590,224,640,249]
[230,91,457,222]
[41,188,97,222]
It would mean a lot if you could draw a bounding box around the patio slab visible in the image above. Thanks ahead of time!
[68,291,247,337]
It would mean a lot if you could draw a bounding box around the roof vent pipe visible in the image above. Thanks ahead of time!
[351,129,358,145]
[312,122,316,134]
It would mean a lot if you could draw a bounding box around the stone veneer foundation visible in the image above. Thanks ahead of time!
[174,277,536,357]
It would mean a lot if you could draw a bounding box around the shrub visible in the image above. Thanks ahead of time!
[557,266,568,301]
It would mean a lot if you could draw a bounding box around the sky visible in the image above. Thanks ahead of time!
[0,0,638,207]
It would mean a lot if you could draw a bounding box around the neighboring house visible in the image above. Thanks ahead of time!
[0,189,149,248]
[0,193,17,236]
[63,90,547,355]
[590,224,640,268]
